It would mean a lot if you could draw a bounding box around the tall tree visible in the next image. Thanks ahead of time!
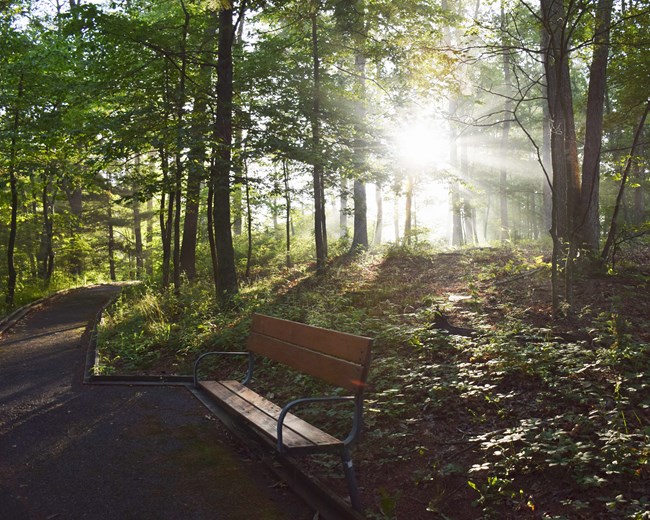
[310,3,328,269]
[211,2,240,300]
[577,0,614,252]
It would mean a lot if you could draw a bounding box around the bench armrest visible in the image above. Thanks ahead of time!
[193,351,254,387]
[277,395,363,452]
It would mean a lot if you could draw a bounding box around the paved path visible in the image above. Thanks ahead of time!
[0,285,310,520]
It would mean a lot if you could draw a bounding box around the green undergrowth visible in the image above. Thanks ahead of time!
[95,245,650,519]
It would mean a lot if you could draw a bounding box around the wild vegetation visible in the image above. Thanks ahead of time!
[1,1,649,518]
[96,243,650,519]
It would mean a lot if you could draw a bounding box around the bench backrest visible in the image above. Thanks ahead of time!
[247,314,372,393]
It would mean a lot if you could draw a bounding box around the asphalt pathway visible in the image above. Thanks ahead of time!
[0,285,310,520]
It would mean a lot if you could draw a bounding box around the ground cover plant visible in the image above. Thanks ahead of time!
[96,244,650,519]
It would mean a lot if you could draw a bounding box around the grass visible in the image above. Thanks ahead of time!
[95,244,650,519]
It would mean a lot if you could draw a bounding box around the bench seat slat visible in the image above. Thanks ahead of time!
[220,381,342,446]
[199,380,343,451]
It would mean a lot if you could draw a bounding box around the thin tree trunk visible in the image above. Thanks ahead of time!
[206,164,219,286]
[38,175,56,283]
[340,176,348,238]
[6,76,23,306]
[350,2,369,252]
[404,176,413,245]
[310,8,327,269]
[107,184,116,282]
[451,181,464,246]
[601,101,649,262]
[133,189,143,279]
[172,0,190,292]
[159,147,173,289]
[65,184,83,277]
[244,162,253,279]
[500,4,512,243]
[283,159,292,267]
[393,188,400,243]
[232,12,246,238]
[373,183,383,246]
[146,198,154,277]
[632,140,645,224]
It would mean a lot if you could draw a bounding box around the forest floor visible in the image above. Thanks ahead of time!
[96,244,650,519]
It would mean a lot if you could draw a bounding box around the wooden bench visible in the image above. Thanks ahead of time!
[192,313,373,511]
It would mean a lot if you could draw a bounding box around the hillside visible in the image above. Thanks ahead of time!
[97,245,650,519]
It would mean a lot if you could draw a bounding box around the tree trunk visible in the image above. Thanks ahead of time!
[6,77,23,306]
[107,186,116,282]
[351,179,368,250]
[65,183,83,277]
[146,198,154,277]
[541,0,583,312]
[159,146,173,289]
[350,3,369,252]
[601,101,649,262]
[244,162,253,279]
[340,176,348,238]
[310,8,327,269]
[211,4,239,300]
[404,176,413,245]
[578,0,613,252]
[132,186,143,279]
[373,183,383,246]
[180,8,217,280]
[393,188,400,242]
[38,175,56,283]
[172,0,190,292]
[500,4,512,243]
[632,140,645,225]
[206,166,219,287]
[283,159,292,267]
[543,0,581,242]
[232,12,246,238]
[450,181,464,246]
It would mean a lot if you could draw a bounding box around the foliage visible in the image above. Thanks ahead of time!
[96,245,650,518]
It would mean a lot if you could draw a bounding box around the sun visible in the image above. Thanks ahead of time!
[395,120,450,170]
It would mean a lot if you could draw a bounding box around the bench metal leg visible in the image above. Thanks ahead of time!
[341,447,362,512]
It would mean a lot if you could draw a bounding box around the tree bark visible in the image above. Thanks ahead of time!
[404,176,413,245]
[350,2,369,252]
[283,159,292,267]
[172,0,190,292]
[340,176,348,238]
[6,76,23,306]
[146,198,154,277]
[601,101,649,262]
[500,4,512,243]
[64,183,83,277]
[180,7,217,280]
[578,0,613,251]
[352,179,368,250]
[132,183,143,279]
[373,182,383,246]
[310,8,327,268]
[211,4,239,300]
[38,176,56,283]
[107,186,116,282]
[159,146,173,289]
[541,0,581,242]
